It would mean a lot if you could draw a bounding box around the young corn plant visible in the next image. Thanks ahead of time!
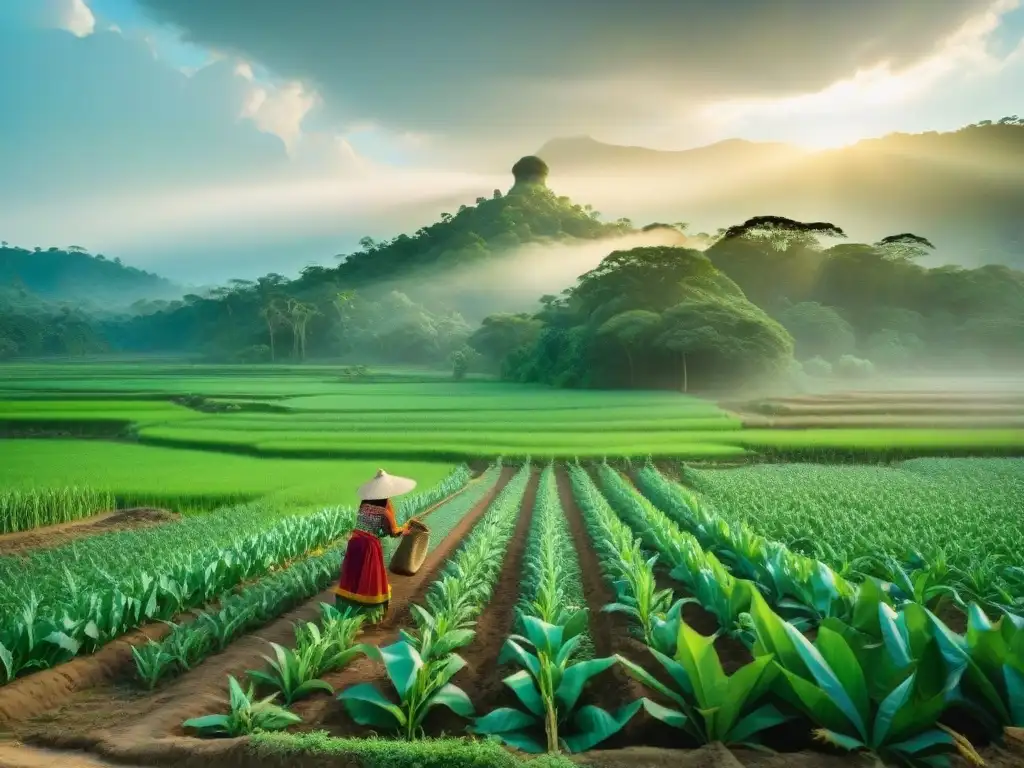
[249,613,374,705]
[618,616,789,747]
[748,592,982,767]
[471,615,640,754]
[516,465,589,651]
[183,675,301,738]
[131,640,176,691]
[338,640,474,740]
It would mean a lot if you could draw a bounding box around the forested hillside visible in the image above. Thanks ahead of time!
[0,244,180,307]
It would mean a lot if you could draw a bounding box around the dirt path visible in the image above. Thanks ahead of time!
[287,466,515,733]
[0,741,152,768]
[0,508,179,557]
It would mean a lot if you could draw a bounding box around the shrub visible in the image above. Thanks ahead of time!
[802,356,833,377]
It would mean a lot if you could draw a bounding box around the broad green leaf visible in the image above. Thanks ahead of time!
[338,683,406,730]
[778,666,852,735]
[783,623,867,740]
[504,670,545,717]
[182,714,230,733]
[617,655,688,708]
[639,697,688,730]
[472,706,538,734]
[563,702,642,753]
[290,678,335,702]
[490,731,546,754]
[522,616,563,656]
[556,657,617,712]
[427,683,475,718]
[886,728,955,757]
[379,642,423,700]
[815,626,871,730]
[676,621,725,710]
[500,637,542,679]
[872,673,914,747]
[562,608,589,642]
[749,591,807,676]
[1005,664,1024,726]
[728,703,790,745]
[716,655,776,738]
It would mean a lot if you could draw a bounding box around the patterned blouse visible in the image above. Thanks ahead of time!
[354,501,407,538]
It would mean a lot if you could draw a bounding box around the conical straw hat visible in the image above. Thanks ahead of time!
[358,469,417,500]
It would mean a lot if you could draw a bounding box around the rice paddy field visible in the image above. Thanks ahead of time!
[1,362,1023,768]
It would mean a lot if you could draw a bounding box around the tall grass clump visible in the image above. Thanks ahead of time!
[0,487,115,534]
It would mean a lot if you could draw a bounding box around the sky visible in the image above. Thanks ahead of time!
[1,0,1022,282]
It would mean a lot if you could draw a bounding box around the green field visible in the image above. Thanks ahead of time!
[680,457,1024,602]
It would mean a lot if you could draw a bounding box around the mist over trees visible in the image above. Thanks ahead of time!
[1,125,1023,388]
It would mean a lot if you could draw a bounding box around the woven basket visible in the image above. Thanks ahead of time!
[390,527,430,575]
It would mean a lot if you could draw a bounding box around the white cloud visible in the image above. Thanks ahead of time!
[239,80,320,154]
[698,0,1023,148]
[57,0,94,37]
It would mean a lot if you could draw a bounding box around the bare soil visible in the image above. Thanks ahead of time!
[0,508,180,557]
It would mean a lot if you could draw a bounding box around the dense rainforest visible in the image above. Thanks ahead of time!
[1,138,1023,391]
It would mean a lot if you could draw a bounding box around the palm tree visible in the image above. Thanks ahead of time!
[285,299,320,361]
[259,300,285,362]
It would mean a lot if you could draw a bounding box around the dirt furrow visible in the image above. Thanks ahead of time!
[556,467,649,711]
[287,466,515,733]
[423,467,538,735]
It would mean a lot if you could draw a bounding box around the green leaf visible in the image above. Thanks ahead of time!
[556,657,617,712]
[289,678,335,702]
[562,608,590,642]
[428,683,475,718]
[379,642,423,700]
[500,637,541,679]
[563,702,642,753]
[182,714,230,733]
[472,706,538,734]
[1005,664,1024,727]
[814,728,867,752]
[728,703,790,745]
[639,697,688,730]
[815,626,871,731]
[871,673,914,747]
[783,623,867,740]
[338,683,406,730]
[715,655,776,739]
[490,731,546,754]
[617,655,687,708]
[504,670,545,717]
[675,620,725,711]
[521,615,563,656]
[886,728,955,757]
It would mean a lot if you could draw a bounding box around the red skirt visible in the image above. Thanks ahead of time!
[333,530,391,605]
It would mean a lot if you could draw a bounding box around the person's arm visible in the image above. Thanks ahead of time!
[383,501,409,537]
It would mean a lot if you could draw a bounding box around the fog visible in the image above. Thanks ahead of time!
[403,227,691,322]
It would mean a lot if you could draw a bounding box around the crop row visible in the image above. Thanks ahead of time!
[582,466,1024,764]
[680,458,1024,611]
[472,464,636,753]
[0,487,116,534]
[0,465,473,685]
[629,462,860,628]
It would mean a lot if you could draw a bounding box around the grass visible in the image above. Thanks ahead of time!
[0,440,457,509]
[0,487,116,534]
[250,731,575,767]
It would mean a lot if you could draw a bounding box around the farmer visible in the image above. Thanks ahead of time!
[333,469,418,620]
